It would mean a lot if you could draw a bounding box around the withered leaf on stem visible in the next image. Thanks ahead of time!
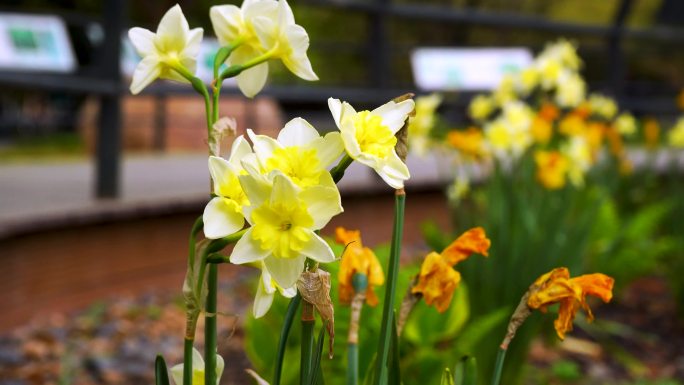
[297,269,335,358]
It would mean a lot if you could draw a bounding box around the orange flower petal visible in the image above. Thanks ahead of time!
[441,227,491,265]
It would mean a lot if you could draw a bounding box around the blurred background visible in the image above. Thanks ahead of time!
[0,0,682,384]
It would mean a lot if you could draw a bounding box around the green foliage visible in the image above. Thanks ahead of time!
[550,360,581,382]
[155,355,170,385]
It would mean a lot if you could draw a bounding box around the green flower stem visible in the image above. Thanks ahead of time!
[219,46,276,81]
[188,216,204,269]
[489,348,507,385]
[182,338,193,385]
[300,301,316,385]
[170,64,213,141]
[330,154,354,184]
[274,294,302,385]
[211,42,242,125]
[205,263,219,385]
[347,274,368,385]
[374,191,405,385]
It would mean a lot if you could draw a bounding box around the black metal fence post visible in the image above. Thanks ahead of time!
[95,0,124,198]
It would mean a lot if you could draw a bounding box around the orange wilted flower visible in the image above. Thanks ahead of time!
[412,227,490,312]
[527,267,614,340]
[644,118,660,149]
[446,127,486,159]
[335,227,385,306]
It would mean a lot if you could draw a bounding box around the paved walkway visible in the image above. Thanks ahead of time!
[0,152,455,238]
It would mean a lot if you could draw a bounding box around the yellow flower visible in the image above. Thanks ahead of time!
[203,137,252,239]
[253,261,297,318]
[515,67,539,95]
[558,114,586,137]
[408,94,442,155]
[446,127,486,159]
[534,150,568,190]
[527,267,614,340]
[668,118,684,148]
[531,116,552,145]
[468,95,495,121]
[644,118,661,149]
[615,113,637,137]
[555,72,586,108]
[128,5,203,94]
[588,93,617,120]
[230,172,342,287]
[335,227,385,306]
[170,347,224,385]
[562,136,592,187]
[211,0,317,97]
[412,227,490,312]
[539,102,560,122]
[328,97,414,189]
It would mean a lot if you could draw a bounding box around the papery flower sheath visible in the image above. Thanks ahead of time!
[335,227,385,306]
[328,97,415,189]
[527,267,614,340]
[170,347,224,385]
[128,4,203,94]
[203,136,252,239]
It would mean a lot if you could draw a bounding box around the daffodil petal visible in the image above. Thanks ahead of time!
[156,4,189,50]
[270,173,299,207]
[340,129,362,159]
[278,117,320,147]
[236,62,269,98]
[308,132,344,167]
[184,27,204,58]
[278,285,297,298]
[264,255,306,288]
[170,363,183,385]
[277,0,296,26]
[130,56,161,95]
[281,25,317,81]
[299,185,342,229]
[328,98,343,128]
[230,228,271,264]
[299,230,335,263]
[381,151,410,179]
[208,156,232,195]
[191,347,205,370]
[203,197,244,239]
[248,128,280,166]
[228,136,252,166]
[209,5,242,46]
[372,99,415,134]
[128,27,155,56]
[238,172,270,209]
[253,279,275,318]
[216,353,225,382]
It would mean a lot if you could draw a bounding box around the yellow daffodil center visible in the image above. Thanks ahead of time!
[265,146,323,188]
[353,111,396,159]
[251,200,313,259]
[216,172,249,214]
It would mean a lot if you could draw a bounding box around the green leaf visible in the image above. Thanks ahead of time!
[155,355,170,385]
[388,313,401,385]
[440,368,455,385]
[309,322,327,385]
[403,283,470,345]
[451,307,509,355]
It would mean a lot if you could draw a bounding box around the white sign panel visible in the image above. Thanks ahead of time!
[411,48,533,91]
[0,13,76,73]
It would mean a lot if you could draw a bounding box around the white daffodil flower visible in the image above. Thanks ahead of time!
[210,0,279,97]
[328,98,414,189]
[203,136,252,239]
[253,261,297,318]
[128,4,203,94]
[230,172,341,288]
[555,71,586,108]
[245,117,344,190]
[170,347,224,385]
[615,113,637,137]
[210,0,317,98]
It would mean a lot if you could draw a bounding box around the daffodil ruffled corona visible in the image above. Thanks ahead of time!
[128,5,203,94]
[328,97,414,189]
[245,117,344,190]
[412,227,490,312]
[335,227,385,306]
[211,0,317,98]
[253,261,296,318]
[203,136,252,239]
[170,347,224,385]
[230,171,342,287]
[527,267,614,340]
